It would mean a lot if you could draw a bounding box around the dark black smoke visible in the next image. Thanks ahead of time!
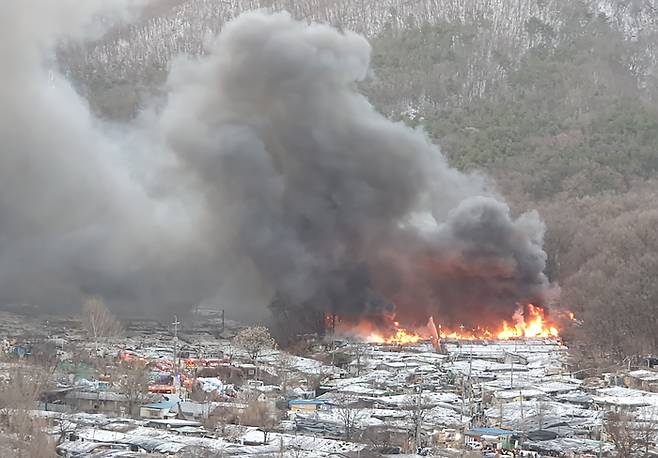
[160,11,551,331]
[371,197,549,329]
[0,5,551,326]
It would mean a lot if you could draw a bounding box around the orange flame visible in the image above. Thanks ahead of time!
[495,304,558,339]
[334,304,563,343]
[367,327,423,344]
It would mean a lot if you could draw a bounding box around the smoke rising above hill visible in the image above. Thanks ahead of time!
[160,11,550,328]
[0,1,218,315]
[0,5,551,326]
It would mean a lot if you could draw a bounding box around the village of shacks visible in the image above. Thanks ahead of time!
[1,1,657,457]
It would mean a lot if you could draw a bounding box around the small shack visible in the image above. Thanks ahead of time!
[140,399,178,419]
[624,370,658,393]
[63,390,130,415]
[465,427,516,450]
[288,399,332,413]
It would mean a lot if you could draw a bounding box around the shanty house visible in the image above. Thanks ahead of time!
[289,399,332,412]
[139,399,178,419]
[40,387,74,413]
[145,418,202,430]
[624,370,658,393]
[465,427,516,450]
[140,395,181,419]
[178,400,218,420]
[63,390,130,415]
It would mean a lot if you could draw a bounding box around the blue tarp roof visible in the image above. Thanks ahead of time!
[466,427,515,437]
[142,394,181,410]
[142,400,178,410]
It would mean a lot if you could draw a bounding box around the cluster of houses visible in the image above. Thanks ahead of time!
[0,310,656,456]
[45,336,658,456]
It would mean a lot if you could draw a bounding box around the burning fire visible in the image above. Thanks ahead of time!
[494,304,558,339]
[367,322,424,345]
[335,304,563,344]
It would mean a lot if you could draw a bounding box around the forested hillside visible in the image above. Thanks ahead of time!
[62,0,658,361]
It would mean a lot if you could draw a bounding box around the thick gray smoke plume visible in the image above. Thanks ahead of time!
[0,1,218,316]
[0,5,549,327]
[160,11,550,330]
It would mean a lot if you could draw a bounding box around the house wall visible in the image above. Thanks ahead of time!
[39,402,70,413]
[624,376,658,393]
[290,403,318,412]
[70,398,125,415]
[139,407,169,419]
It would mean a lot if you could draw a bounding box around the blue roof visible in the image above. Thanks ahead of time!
[466,427,515,437]
[142,400,178,410]
[162,394,181,403]
[288,399,329,405]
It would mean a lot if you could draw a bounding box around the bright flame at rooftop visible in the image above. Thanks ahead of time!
[334,304,563,344]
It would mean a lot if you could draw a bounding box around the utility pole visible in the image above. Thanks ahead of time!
[467,354,473,422]
[414,385,422,453]
[511,340,517,389]
[220,309,225,335]
[460,377,465,426]
[519,390,524,421]
[172,316,180,392]
[330,313,336,366]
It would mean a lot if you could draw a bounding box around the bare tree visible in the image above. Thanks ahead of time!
[276,352,297,397]
[53,416,79,447]
[537,401,550,430]
[402,391,433,452]
[635,407,658,456]
[204,405,239,438]
[233,327,276,362]
[30,340,60,375]
[224,424,248,444]
[605,409,658,457]
[286,444,305,458]
[238,397,279,445]
[559,194,658,360]
[0,365,56,457]
[81,297,122,356]
[351,342,368,376]
[335,394,364,441]
[114,361,150,417]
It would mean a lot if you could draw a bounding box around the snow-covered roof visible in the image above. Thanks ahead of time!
[65,391,130,402]
[494,388,546,400]
[534,380,581,394]
[627,369,658,382]
[526,437,615,454]
[334,384,387,396]
[375,392,460,407]
[594,386,658,407]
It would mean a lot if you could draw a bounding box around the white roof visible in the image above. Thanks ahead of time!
[535,381,581,394]
[628,370,658,382]
[494,389,546,400]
